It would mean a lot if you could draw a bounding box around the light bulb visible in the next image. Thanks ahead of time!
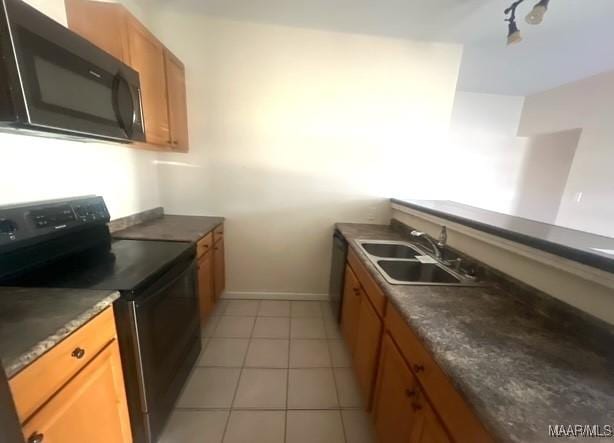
[507,30,522,45]
[526,5,547,25]
[506,21,522,45]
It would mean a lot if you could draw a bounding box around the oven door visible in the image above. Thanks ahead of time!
[132,257,200,416]
[3,0,145,141]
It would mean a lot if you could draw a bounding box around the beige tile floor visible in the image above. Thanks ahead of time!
[160,299,376,443]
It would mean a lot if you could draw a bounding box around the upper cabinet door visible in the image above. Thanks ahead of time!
[125,18,170,146]
[64,0,128,62]
[164,50,189,152]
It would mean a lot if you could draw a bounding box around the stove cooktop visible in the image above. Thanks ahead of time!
[3,238,195,294]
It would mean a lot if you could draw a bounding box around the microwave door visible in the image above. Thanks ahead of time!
[8,22,132,141]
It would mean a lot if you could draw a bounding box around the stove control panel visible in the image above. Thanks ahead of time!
[30,205,76,229]
[0,196,110,249]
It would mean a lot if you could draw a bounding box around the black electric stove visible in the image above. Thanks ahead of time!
[0,196,201,443]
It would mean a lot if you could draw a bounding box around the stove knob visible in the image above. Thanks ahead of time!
[0,219,17,235]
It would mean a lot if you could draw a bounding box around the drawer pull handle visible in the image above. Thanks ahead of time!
[413,364,425,373]
[28,432,44,443]
[71,347,86,359]
[353,288,360,296]
[411,402,422,412]
[405,388,417,397]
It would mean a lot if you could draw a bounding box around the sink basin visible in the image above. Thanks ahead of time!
[377,260,461,284]
[359,241,422,259]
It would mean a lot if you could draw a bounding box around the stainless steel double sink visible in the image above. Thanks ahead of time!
[357,240,482,286]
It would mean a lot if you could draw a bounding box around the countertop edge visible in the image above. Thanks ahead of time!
[391,198,614,274]
[112,214,225,243]
[4,291,120,379]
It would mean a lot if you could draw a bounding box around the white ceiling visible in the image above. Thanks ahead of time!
[157,0,614,96]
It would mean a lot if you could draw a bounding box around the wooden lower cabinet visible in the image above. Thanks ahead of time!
[198,250,215,320]
[414,401,452,443]
[372,334,422,443]
[22,340,132,443]
[341,264,362,350]
[352,294,382,409]
[213,237,225,300]
[11,307,132,443]
[196,224,226,319]
[340,253,492,443]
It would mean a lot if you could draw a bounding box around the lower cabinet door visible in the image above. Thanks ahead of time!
[213,238,226,299]
[372,334,422,443]
[22,340,132,443]
[412,400,452,443]
[340,264,362,351]
[198,251,215,320]
[352,295,382,409]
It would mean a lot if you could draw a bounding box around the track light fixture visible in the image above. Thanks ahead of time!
[504,0,551,45]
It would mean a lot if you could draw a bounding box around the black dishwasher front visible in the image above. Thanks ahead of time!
[328,230,348,322]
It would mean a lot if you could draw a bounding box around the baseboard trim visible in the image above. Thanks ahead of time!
[221,291,329,301]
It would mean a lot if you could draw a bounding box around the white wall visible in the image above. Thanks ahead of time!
[0,0,161,220]
[518,71,614,238]
[449,91,524,136]
[150,13,463,295]
[444,91,580,225]
[444,92,528,215]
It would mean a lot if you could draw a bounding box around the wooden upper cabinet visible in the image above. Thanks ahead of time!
[125,18,170,146]
[164,50,189,152]
[65,0,189,152]
[65,0,128,61]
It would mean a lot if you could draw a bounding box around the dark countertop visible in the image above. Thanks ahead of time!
[391,199,614,274]
[112,214,225,243]
[0,287,119,378]
[336,222,614,443]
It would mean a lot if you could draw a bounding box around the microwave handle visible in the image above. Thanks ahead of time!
[112,73,136,137]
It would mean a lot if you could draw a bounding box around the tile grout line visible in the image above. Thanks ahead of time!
[285,309,291,443]
[325,302,349,443]
[219,300,261,443]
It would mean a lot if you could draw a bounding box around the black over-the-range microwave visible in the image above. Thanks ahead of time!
[0,0,145,142]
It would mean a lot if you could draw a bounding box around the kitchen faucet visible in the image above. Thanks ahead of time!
[410,226,447,260]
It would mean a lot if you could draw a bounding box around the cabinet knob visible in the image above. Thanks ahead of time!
[27,432,44,443]
[71,347,85,359]
[411,402,422,412]
[413,364,425,373]
[405,388,417,397]
[353,288,360,296]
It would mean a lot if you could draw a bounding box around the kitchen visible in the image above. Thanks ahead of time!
[0,0,613,442]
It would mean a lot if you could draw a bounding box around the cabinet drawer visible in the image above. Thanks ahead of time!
[385,304,493,443]
[197,232,213,258]
[22,340,132,443]
[347,248,386,318]
[213,224,224,244]
[10,307,117,423]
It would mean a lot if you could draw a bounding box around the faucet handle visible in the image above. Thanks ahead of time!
[438,226,447,247]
